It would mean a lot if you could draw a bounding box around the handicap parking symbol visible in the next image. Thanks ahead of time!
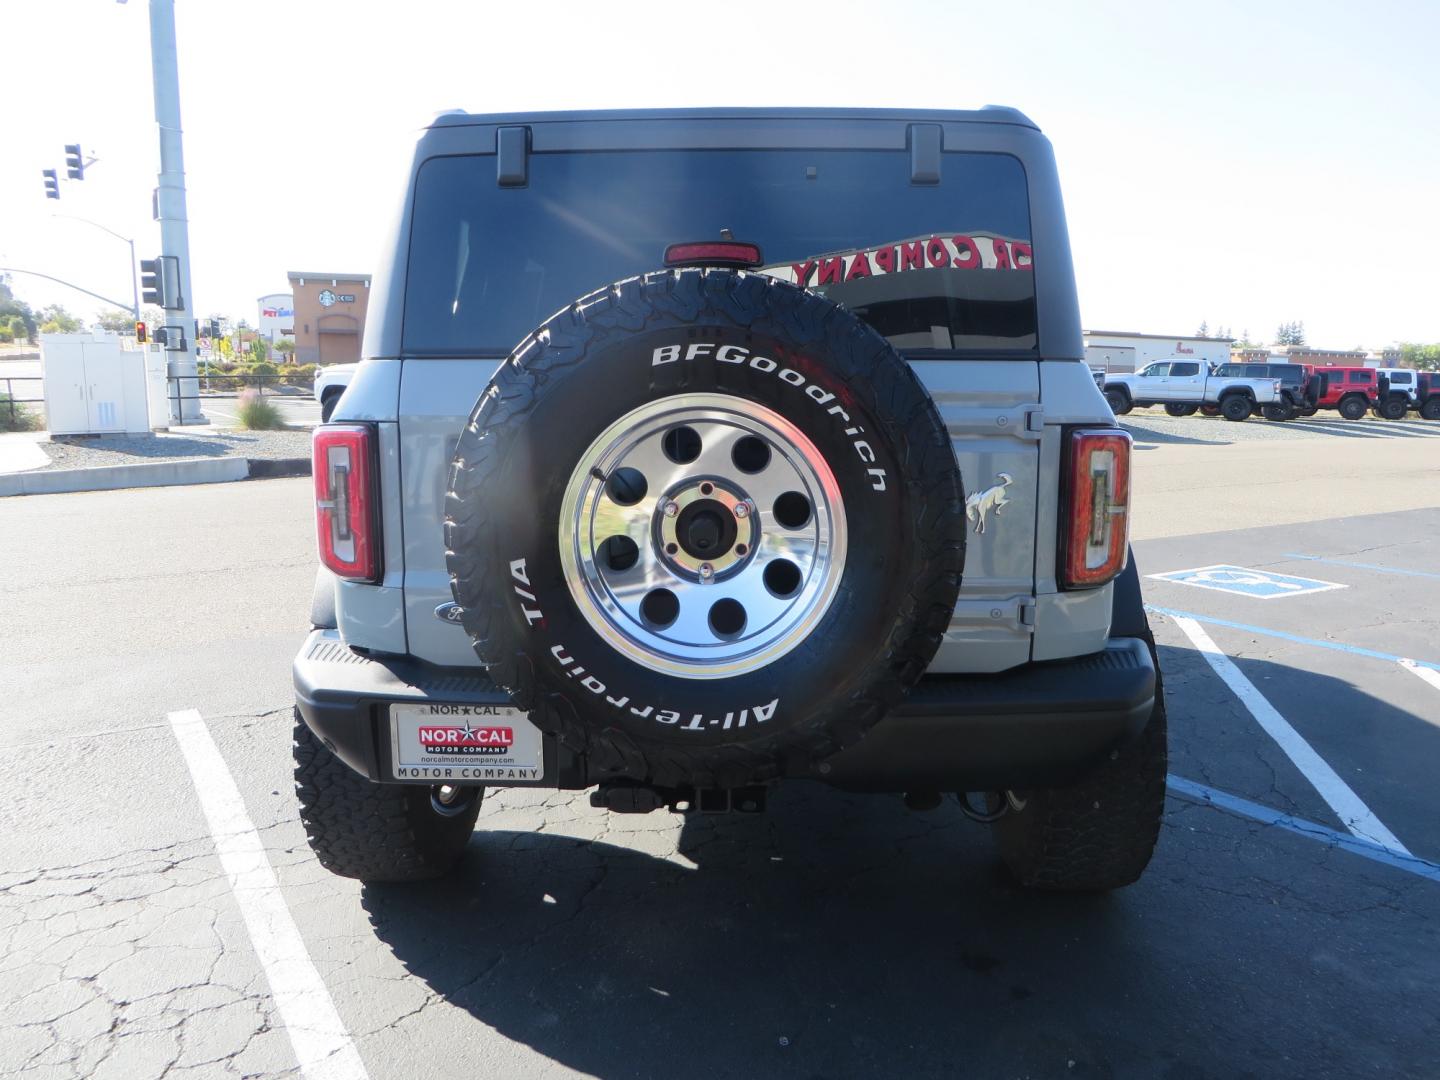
[1147,564,1347,600]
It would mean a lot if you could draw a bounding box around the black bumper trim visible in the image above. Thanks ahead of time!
[292,631,1155,792]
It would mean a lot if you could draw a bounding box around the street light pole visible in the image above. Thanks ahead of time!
[148,0,202,422]
[50,214,140,320]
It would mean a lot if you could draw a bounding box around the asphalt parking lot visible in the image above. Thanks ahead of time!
[2,446,1438,1078]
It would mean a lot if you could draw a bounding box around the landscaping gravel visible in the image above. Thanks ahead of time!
[35,429,312,472]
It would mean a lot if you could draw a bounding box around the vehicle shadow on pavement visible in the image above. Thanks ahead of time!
[358,760,1439,1078]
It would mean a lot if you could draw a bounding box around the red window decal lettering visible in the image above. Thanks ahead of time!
[899,241,924,271]
[1011,241,1033,269]
[873,246,896,273]
[991,238,1012,269]
[951,236,981,269]
[817,256,845,285]
[926,238,950,268]
[845,251,873,280]
[791,260,817,287]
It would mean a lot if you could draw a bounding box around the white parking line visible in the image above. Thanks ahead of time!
[1167,616,1411,855]
[168,709,369,1080]
[1399,658,1440,694]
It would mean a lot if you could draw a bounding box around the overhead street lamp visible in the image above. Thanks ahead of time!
[49,213,140,320]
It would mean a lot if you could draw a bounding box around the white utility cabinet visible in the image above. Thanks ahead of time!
[40,333,161,435]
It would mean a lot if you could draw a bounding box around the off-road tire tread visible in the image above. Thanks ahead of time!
[293,712,481,881]
[444,268,964,788]
[995,636,1167,892]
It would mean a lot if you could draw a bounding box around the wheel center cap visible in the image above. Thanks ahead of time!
[657,480,757,581]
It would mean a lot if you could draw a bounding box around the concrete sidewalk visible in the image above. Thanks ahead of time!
[0,432,50,475]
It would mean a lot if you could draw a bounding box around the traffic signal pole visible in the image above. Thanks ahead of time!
[148,0,202,423]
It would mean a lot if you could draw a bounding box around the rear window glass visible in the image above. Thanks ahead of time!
[1215,364,1239,376]
[1349,370,1374,382]
[1170,362,1200,376]
[403,149,1036,355]
[1269,365,1303,380]
[1389,371,1413,383]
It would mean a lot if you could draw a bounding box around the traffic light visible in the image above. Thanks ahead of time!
[135,321,147,343]
[42,169,60,200]
[140,255,181,309]
[208,318,221,338]
[64,144,84,181]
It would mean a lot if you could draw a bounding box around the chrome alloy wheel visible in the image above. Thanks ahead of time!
[558,394,847,679]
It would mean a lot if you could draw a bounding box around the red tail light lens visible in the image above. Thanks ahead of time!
[1063,428,1131,589]
[663,241,764,268]
[313,424,379,581]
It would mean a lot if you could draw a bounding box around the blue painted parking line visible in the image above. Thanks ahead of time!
[1148,564,1346,600]
[1146,605,1440,673]
[1166,775,1440,884]
[1282,553,1440,582]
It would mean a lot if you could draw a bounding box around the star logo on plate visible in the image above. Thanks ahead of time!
[457,720,478,742]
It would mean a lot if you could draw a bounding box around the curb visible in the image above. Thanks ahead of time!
[0,455,311,497]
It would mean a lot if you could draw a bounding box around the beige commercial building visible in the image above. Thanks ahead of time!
[287,272,371,366]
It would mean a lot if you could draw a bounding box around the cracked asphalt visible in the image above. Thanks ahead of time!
[3,455,1439,1078]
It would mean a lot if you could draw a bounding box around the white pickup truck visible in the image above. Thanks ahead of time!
[1102,359,1282,421]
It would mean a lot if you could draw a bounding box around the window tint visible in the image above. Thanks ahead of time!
[1215,364,1240,377]
[1139,363,1169,377]
[1170,362,1200,376]
[1269,365,1303,380]
[1389,371,1413,384]
[1245,365,1267,377]
[1349,370,1374,382]
[404,150,1035,355]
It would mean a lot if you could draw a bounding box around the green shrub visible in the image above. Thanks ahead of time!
[283,363,317,387]
[235,361,279,387]
[236,389,285,430]
[0,392,41,432]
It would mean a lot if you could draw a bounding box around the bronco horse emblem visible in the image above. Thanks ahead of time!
[965,473,1013,534]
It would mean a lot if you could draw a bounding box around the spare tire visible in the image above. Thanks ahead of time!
[445,268,965,788]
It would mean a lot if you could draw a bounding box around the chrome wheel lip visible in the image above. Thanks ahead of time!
[558,394,847,680]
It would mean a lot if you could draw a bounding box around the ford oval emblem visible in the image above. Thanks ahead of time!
[434,602,465,623]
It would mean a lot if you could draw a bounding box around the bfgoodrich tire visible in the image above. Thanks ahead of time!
[293,711,482,881]
[445,268,965,788]
[995,619,1166,891]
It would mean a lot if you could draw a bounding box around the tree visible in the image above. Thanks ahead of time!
[1398,343,1440,371]
[0,278,36,343]
[38,305,83,334]
[1275,321,1307,346]
[1196,320,1209,338]
[95,308,136,332]
[275,337,295,359]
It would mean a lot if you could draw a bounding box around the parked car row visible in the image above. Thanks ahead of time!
[1102,362,1439,422]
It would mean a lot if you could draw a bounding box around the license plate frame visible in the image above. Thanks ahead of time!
[388,702,545,783]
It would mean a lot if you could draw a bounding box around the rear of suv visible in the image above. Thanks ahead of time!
[1313,366,1379,420]
[293,107,1165,894]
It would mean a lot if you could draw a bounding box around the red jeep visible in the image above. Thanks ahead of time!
[1312,367,1379,420]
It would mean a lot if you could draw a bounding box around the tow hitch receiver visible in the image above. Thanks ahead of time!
[590,783,768,815]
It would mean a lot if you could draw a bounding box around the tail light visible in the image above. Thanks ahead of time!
[663,240,764,268]
[1062,428,1131,589]
[313,424,379,581]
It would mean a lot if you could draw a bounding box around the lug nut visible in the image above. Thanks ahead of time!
[734,500,751,519]
[699,563,714,581]
[663,501,679,518]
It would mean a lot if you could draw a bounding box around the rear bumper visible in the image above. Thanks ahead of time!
[293,630,1156,792]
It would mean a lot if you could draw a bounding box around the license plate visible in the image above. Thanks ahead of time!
[388,703,544,783]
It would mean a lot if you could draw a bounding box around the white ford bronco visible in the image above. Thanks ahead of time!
[293,107,1166,892]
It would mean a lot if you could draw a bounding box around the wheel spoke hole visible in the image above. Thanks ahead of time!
[732,435,771,474]
[763,559,802,598]
[641,589,680,629]
[597,534,639,573]
[772,491,812,529]
[662,426,702,464]
[708,598,747,638]
[606,467,647,506]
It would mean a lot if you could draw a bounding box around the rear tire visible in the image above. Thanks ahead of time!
[1421,399,1440,421]
[1163,403,1197,417]
[1199,404,1220,417]
[1299,406,1318,417]
[1338,395,1367,420]
[1104,389,1132,415]
[1376,397,1407,420]
[1220,395,1252,421]
[1262,402,1296,421]
[320,390,341,422]
[293,711,482,881]
[995,640,1166,891]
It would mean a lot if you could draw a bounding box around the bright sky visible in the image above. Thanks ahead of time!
[3,0,1436,348]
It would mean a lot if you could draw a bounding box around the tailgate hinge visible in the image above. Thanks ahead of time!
[1018,597,1037,631]
[1023,404,1045,436]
